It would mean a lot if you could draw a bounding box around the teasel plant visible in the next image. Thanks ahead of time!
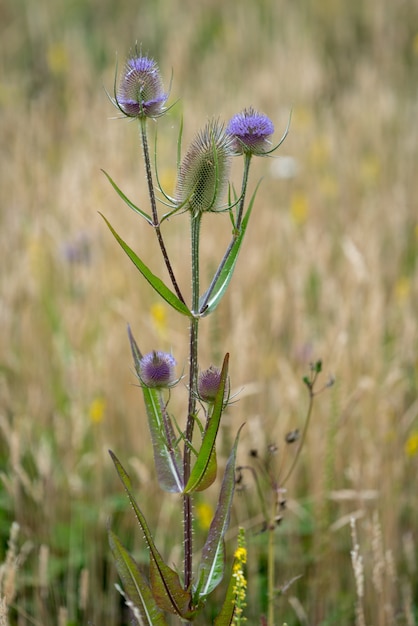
[101,46,290,624]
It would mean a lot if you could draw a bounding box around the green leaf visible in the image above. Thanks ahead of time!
[109,451,195,619]
[100,213,191,317]
[194,425,244,602]
[199,182,261,316]
[108,530,168,626]
[183,354,229,494]
[127,326,184,493]
[143,386,184,492]
[213,560,238,626]
[102,169,153,224]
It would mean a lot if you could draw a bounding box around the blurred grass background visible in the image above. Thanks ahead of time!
[0,0,417,624]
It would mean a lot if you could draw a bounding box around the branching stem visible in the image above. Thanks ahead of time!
[199,154,252,313]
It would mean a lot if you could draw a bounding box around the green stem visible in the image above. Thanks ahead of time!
[199,154,252,314]
[267,498,276,626]
[139,119,186,304]
[183,212,202,591]
[280,386,315,487]
[236,152,252,230]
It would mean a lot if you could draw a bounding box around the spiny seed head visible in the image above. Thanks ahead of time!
[227,107,274,155]
[116,54,167,119]
[139,351,176,388]
[175,119,233,215]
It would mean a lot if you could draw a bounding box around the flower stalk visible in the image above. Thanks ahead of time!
[139,118,185,304]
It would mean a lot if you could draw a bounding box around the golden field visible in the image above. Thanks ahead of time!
[0,0,417,624]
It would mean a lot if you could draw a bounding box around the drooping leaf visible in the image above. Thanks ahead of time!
[194,425,244,602]
[100,213,191,317]
[199,182,261,316]
[127,326,183,493]
[183,354,229,494]
[108,530,168,626]
[102,169,153,224]
[109,451,195,619]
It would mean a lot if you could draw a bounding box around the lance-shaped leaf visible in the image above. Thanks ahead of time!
[109,451,195,619]
[143,386,184,492]
[194,425,244,602]
[212,560,238,626]
[198,182,261,316]
[100,213,191,317]
[108,530,168,626]
[183,354,229,494]
[127,326,183,493]
[102,169,153,224]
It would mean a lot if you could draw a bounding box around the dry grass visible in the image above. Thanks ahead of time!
[0,0,417,624]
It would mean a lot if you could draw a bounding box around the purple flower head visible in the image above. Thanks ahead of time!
[198,365,229,403]
[116,54,168,119]
[139,351,177,388]
[227,107,274,155]
[175,119,233,215]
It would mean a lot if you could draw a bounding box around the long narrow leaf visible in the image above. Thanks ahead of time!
[199,181,261,316]
[213,561,238,626]
[102,169,153,224]
[109,451,194,619]
[100,213,191,317]
[183,354,229,494]
[109,530,168,626]
[194,425,244,601]
[127,326,183,493]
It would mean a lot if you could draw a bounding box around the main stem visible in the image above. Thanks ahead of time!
[183,212,201,591]
[139,119,186,304]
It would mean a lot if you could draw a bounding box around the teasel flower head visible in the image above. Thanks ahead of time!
[139,351,177,388]
[198,365,230,404]
[227,107,274,156]
[175,119,233,216]
[115,52,168,119]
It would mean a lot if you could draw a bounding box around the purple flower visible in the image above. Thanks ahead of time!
[227,107,274,155]
[175,119,233,215]
[116,54,167,119]
[139,351,177,388]
[198,365,229,403]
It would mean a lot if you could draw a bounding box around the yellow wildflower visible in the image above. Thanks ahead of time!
[150,302,168,340]
[405,431,418,458]
[47,43,68,76]
[290,192,309,226]
[195,502,214,531]
[395,276,410,303]
[232,528,247,625]
[89,397,106,424]
[233,547,247,565]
